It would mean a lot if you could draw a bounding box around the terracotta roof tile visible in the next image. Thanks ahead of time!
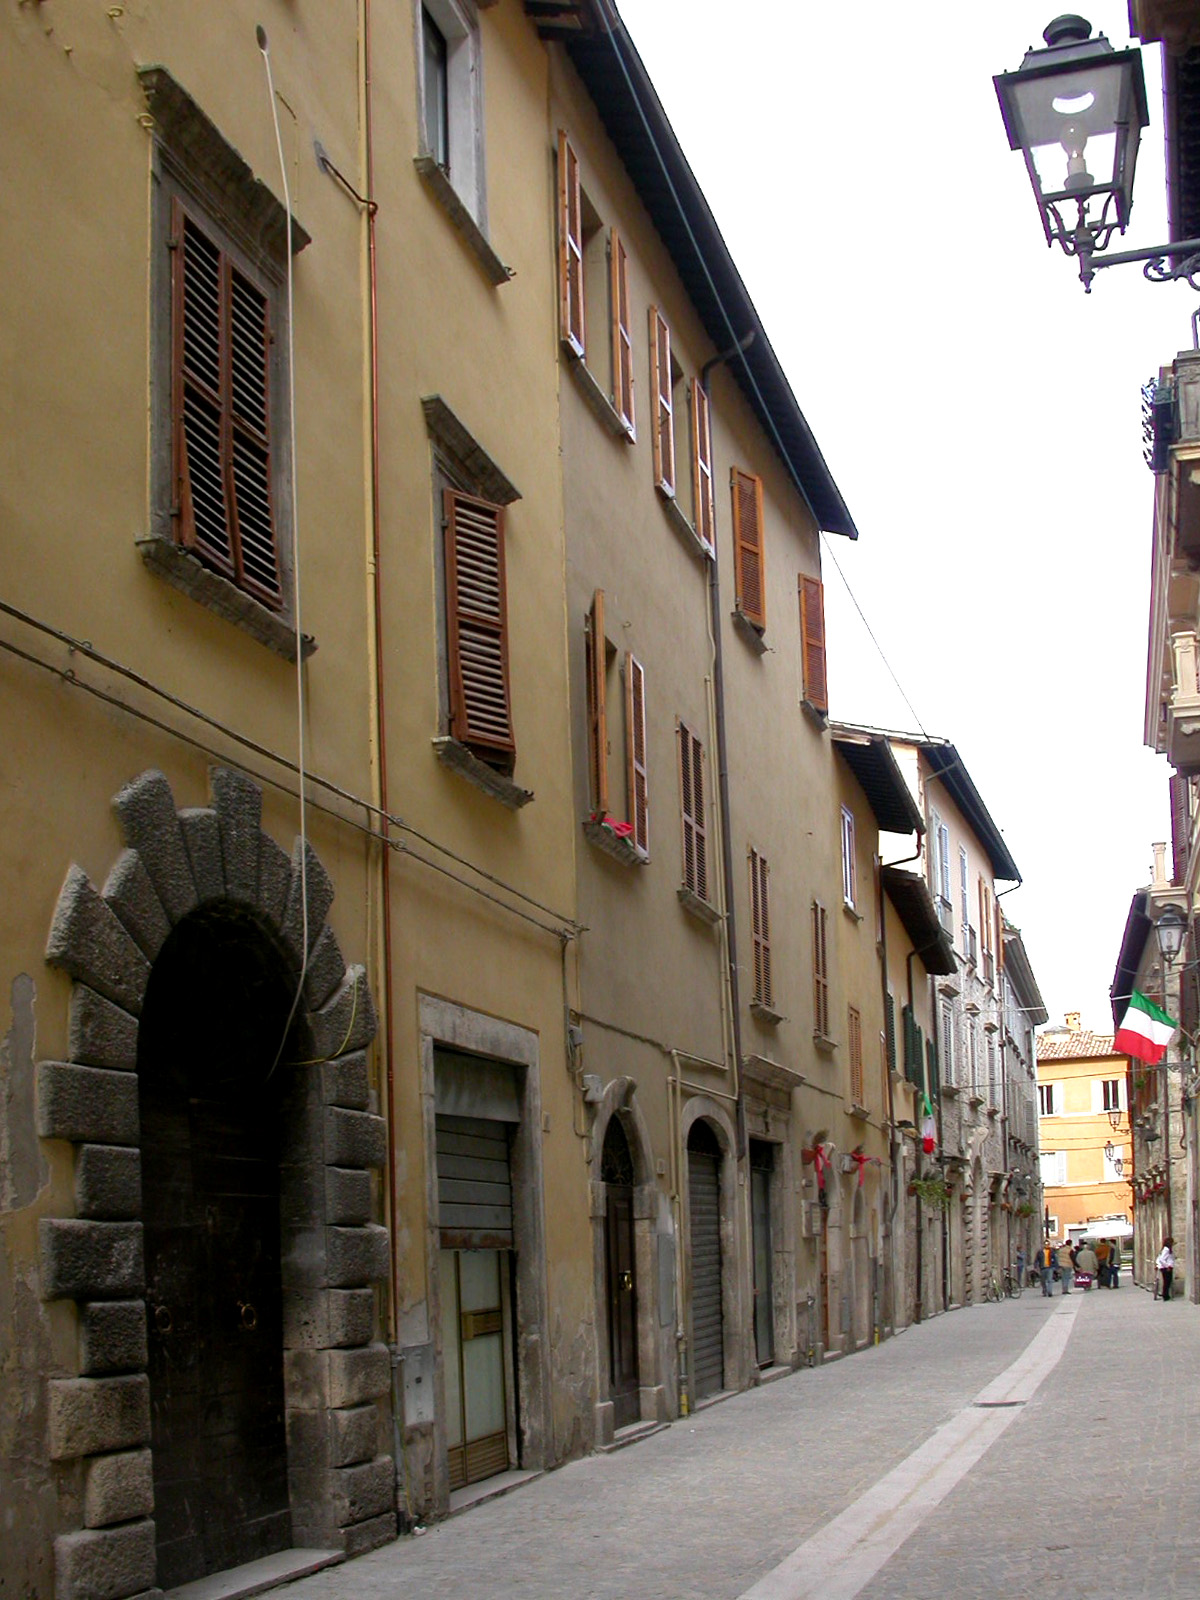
[1036,1030,1119,1062]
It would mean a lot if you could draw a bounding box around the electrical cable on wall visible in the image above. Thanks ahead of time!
[258,25,311,1074]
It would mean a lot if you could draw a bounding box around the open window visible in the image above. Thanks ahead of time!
[585,591,649,862]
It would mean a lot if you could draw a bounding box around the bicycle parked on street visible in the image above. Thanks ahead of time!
[985,1265,1023,1302]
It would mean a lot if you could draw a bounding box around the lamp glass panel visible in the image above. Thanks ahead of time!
[1009,58,1129,198]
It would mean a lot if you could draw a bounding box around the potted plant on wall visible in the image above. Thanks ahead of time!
[909,1170,952,1210]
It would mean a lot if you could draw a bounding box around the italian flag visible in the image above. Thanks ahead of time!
[1114,991,1177,1065]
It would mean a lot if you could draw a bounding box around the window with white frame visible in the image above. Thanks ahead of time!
[840,806,857,909]
[1039,1150,1067,1187]
[941,1002,955,1086]
[931,814,952,929]
[416,0,486,225]
[1096,1077,1125,1113]
[1038,1082,1057,1117]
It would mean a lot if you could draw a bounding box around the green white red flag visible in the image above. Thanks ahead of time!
[1113,991,1177,1064]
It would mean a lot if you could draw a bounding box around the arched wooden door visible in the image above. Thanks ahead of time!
[602,1117,639,1430]
[138,910,294,1588]
[687,1120,724,1401]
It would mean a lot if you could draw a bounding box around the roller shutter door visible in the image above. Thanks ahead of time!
[689,1145,723,1399]
[436,1114,513,1250]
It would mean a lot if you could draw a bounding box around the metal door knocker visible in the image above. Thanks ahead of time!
[153,1304,173,1335]
[238,1301,258,1331]
[619,1270,633,1291]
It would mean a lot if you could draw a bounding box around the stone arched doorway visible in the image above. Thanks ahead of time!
[39,768,395,1599]
[601,1117,639,1430]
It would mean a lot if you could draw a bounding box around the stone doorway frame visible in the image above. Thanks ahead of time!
[679,1096,742,1399]
[38,768,396,1600]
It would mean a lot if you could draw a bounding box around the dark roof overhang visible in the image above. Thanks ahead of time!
[1111,889,1153,1027]
[882,867,958,976]
[831,727,924,835]
[921,742,1021,883]
[527,0,857,538]
[1001,923,1048,1025]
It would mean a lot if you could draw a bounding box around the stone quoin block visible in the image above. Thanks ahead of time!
[46,868,150,1017]
[328,1404,379,1468]
[279,1163,326,1229]
[37,1063,139,1146]
[80,1301,149,1376]
[327,1343,391,1409]
[340,1511,397,1557]
[209,765,262,902]
[280,1226,327,1294]
[69,986,140,1073]
[325,1168,372,1227]
[324,1108,387,1171]
[304,925,347,1012]
[257,834,293,930]
[327,1224,389,1288]
[84,1448,154,1528]
[309,967,377,1061]
[178,807,226,905]
[325,1456,394,1526]
[111,770,198,924]
[40,1219,144,1301]
[76,1145,142,1220]
[100,850,171,966]
[47,1375,151,1460]
[54,1518,156,1600]
[280,839,335,968]
[321,1052,370,1112]
[283,1348,329,1411]
[328,1288,376,1349]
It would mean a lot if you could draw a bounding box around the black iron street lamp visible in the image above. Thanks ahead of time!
[1154,903,1187,967]
[994,15,1200,290]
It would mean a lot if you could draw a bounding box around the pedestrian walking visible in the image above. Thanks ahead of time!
[1016,1246,1026,1292]
[1110,1242,1121,1289]
[1095,1238,1111,1287]
[1075,1242,1098,1289]
[1059,1242,1071,1295]
[1037,1240,1058,1297]
[1157,1237,1176,1302]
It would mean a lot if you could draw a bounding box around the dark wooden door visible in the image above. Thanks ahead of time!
[602,1118,639,1430]
[139,913,292,1588]
[749,1141,774,1368]
[688,1122,723,1401]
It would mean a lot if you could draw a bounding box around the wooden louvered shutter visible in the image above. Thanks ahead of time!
[444,489,514,769]
[750,849,771,1006]
[812,901,829,1037]
[625,654,648,856]
[558,130,585,357]
[691,381,715,553]
[1171,771,1190,885]
[586,590,609,814]
[649,307,674,494]
[731,468,765,628]
[173,202,281,608]
[679,721,708,902]
[849,1006,864,1106]
[610,230,635,437]
[799,575,828,713]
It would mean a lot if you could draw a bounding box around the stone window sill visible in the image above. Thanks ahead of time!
[849,1102,871,1120]
[750,998,785,1026]
[563,346,635,441]
[433,737,533,808]
[941,1082,960,1097]
[813,1032,837,1055]
[732,609,768,654]
[138,536,316,663]
[582,817,645,866]
[842,903,863,924]
[658,488,712,562]
[414,156,512,286]
[678,886,722,926]
[801,698,828,730]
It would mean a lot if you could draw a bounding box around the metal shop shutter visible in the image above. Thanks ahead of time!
[436,1114,513,1250]
[688,1130,724,1400]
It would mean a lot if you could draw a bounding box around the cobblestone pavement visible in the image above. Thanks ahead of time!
[281,1287,1200,1600]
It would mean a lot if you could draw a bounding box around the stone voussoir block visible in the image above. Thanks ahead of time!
[69,986,140,1073]
[80,1301,148,1376]
[258,833,294,930]
[327,1224,389,1288]
[101,850,171,966]
[41,1219,144,1302]
[112,770,197,924]
[178,807,226,905]
[326,1456,394,1526]
[325,1108,387,1171]
[84,1448,154,1528]
[38,1063,139,1147]
[328,1403,379,1469]
[280,839,335,968]
[48,1375,151,1461]
[76,1145,142,1221]
[54,1518,156,1600]
[325,1168,372,1227]
[210,766,262,902]
[304,925,347,1013]
[321,1051,369,1111]
[46,867,150,1017]
[327,1342,390,1408]
[328,1288,375,1349]
[309,967,377,1062]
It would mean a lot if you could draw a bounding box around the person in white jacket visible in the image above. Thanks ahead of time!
[1157,1237,1176,1302]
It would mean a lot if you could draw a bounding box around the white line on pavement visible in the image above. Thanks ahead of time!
[735,1302,1081,1600]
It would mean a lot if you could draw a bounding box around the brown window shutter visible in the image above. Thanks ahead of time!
[558,130,585,358]
[731,468,765,628]
[443,488,515,769]
[750,848,771,1006]
[610,230,635,437]
[849,1006,863,1105]
[679,721,708,902]
[1171,771,1190,884]
[799,574,828,713]
[690,380,715,553]
[649,307,674,494]
[586,589,609,815]
[812,900,829,1037]
[173,202,281,607]
[625,653,649,856]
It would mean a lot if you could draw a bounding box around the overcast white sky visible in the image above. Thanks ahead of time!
[615,0,1193,1033]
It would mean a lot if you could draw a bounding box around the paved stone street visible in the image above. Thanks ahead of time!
[281,1288,1200,1600]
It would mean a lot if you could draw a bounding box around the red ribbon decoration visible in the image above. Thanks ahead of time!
[849,1150,879,1187]
[802,1143,830,1190]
